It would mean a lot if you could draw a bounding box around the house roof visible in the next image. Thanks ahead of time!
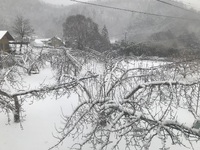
[34,38,50,43]
[0,31,7,39]
[31,38,50,47]
[0,31,15,41]
[50,36,62,41]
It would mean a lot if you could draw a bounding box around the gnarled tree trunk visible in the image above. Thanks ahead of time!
[13,96,20,123]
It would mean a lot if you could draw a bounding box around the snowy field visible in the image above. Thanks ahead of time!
[0,66,76,150]
[0,59,200,150]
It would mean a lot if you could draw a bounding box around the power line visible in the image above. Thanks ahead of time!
[70,0,200,21]
[156,0,199,14]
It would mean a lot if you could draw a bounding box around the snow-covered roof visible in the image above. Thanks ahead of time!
[31,38,50,47]
[0,30,14,41]
[0,31,8,39]
[51,36,62,41]
[34,38,50,43]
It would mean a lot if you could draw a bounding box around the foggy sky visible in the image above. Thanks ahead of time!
[42,0,89,6]
[42,0,200,10]
[177,0,200,10]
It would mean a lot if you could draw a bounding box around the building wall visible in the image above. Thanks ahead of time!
[49,37,63,47]
[0,36,10,52]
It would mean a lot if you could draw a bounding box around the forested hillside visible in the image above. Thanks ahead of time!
[0,0,66,37]
[1,0,200,50]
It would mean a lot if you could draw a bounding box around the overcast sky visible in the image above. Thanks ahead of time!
[42,0,87,6]
[177,0,200,10]
[42,0,200,10]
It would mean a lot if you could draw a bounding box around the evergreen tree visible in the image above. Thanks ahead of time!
[101,25,109,42]
[63,14,110,52]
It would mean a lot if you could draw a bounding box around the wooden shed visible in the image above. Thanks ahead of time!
[47,36,64,48]
[0,31,15,52]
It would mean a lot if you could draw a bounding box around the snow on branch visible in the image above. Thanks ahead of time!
[140,115,196,134]
[11,75,98,97]
[0,89,12,98]
[162,120,200,137]
[125,80,200,99]
[0,99,14,111]
[59,47,82,70]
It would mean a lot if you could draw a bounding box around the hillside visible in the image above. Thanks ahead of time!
[1,0,200,50]
[67,0,200,43]
[0,0,67,37]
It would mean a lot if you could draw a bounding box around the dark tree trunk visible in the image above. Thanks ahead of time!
[13,96,20,123]
[20,42,22,53]
[0,54,2,69]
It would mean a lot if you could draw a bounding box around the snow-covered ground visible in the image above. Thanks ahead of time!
[0,65,78,150]
[0,59,200,150]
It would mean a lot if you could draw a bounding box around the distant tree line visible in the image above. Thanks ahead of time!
[120,42,179,57]
[111,41,200,59]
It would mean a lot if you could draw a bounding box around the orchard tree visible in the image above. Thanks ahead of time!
[63,14,110,52]
[0,48,47,123]
[49,55,200,150]
[12,15,34,52]
[2,45,200,149]
[0,47,93,123]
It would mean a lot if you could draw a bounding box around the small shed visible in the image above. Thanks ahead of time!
[47,36,64,48]
[0,31,15,52]
[31,37,64,48]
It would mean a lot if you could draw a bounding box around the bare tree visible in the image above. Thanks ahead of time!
[48,48,82,81]
[12,15,34,53]
[2,46,200,149]
[0,48,94,123]
[48,57,200,150]
[0,65,96,123]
